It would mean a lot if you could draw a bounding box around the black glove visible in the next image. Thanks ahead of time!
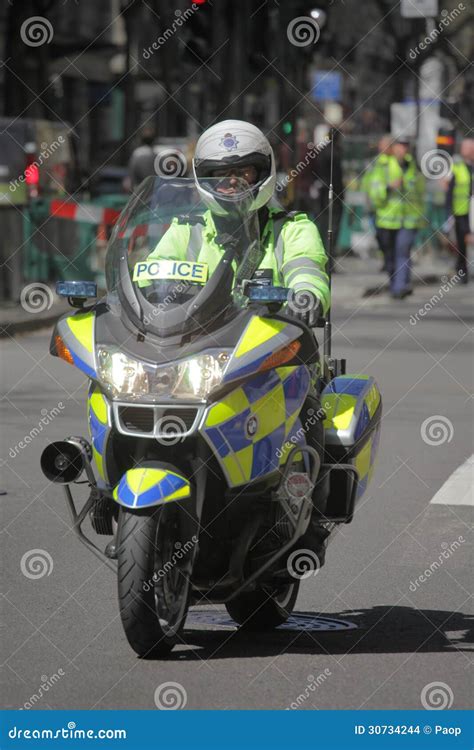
[287,290,321,327]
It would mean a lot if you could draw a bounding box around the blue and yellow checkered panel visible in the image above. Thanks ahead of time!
[353,422,382,499]
[202,366,310,487]
[322,375,381,441]
[113,467,191,509]
[58,311,96,379]
[87,385,110,484]
[322,375,382,501]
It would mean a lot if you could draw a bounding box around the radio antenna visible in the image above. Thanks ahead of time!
[323,127,335,367]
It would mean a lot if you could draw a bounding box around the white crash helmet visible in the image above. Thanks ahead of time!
[192,119,276,215]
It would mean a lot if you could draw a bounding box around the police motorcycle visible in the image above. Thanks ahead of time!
[41,176,382,657]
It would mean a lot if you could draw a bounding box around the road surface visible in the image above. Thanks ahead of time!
[1,259,472,710]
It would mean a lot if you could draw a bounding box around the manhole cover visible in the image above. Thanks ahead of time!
[187,610,357,632]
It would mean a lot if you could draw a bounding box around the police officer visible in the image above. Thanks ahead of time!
[446,138,473,283]
[364,134,394,272]
[148,120,330,320]
[147,119,331,563]
[367,137,426,298]
[390,139,426,298]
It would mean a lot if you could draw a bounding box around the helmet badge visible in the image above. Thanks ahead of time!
[219,133,239,151]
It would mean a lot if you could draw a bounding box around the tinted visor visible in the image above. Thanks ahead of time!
[194,152,271,181]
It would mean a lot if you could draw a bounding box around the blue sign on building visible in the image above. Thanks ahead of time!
[312,71,343,101]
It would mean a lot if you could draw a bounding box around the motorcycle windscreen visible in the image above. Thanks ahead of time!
[105,176,260,338]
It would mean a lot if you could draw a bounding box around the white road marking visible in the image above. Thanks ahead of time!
[430,454,474,506]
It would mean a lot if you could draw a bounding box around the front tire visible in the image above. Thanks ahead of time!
[225,581,299,630]
[117,504,191,657]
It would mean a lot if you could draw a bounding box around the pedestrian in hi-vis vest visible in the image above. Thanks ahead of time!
[445,138,473,284]
[367,137,426,299]
[362,134,394,272]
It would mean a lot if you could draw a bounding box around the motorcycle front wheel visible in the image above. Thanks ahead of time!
[225,581,299,630]
[117,503,191,658]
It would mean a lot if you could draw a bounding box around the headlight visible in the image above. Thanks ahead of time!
[96,347,230,401]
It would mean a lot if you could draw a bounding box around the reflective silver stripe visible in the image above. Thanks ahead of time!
[274,232,285,273]
[282,257,326,276]
[187,224,203,261]
[286,267,328,286]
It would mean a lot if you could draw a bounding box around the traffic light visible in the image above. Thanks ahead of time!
[283,121,293,135]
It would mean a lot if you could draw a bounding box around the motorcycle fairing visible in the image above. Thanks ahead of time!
[353,422,381,499]
[222,316,304,383]
[201,365,310,487]
[53,310,96,378]
[322,375,382,500]
[87,384,111,484]
[322,375,381,446]
[113,466,191,508]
